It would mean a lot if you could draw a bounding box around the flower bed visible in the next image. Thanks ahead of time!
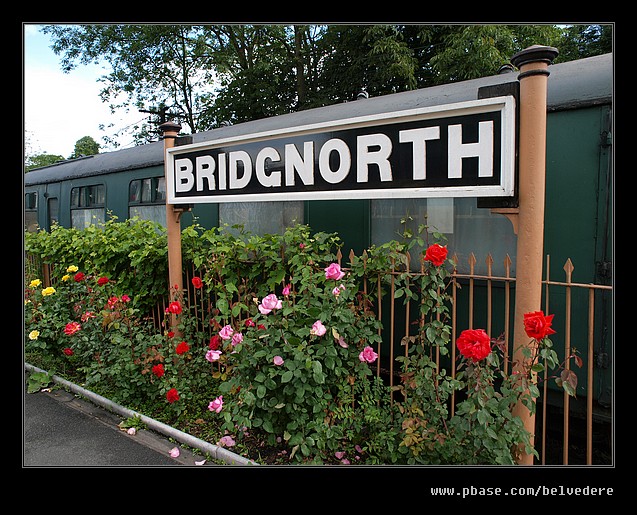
[24,219,579,464]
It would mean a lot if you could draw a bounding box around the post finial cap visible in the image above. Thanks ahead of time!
[511,45,559,69]
[159,120,182,134]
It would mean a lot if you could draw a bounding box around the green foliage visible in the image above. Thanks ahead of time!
[24,219,578,465]
[119,415,146,431]
[40,23,609,143]
[26,370,52,393]
[24,261,166,408]
[69,135,100,159]
[25,216,168,314]
[24,153,66,172]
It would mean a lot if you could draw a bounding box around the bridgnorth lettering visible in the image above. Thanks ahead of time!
[166,97,515,203]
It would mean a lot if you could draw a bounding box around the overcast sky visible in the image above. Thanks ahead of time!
[23,24,145,158]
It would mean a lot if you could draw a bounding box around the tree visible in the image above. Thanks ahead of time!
[69,135,100,159]
[24,153,65,172]
[312,25,418,105]
[197,25,299,126]
[41,23,612,143]
[421,25,565,84]
[42,24,217,137]
[556,24,613,62]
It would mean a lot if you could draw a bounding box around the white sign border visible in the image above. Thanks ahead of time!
[166,96,516,204]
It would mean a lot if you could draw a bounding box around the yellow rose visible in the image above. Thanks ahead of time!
[28,330,40,340]
[29,279,41,288]
[66,265,79,273]
[41,287,56,296]
[62,275,70,281]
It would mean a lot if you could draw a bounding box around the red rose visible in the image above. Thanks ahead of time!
[192,277,203,289]
[523,311,556,340]
[166,388,180,403]
[64,321,81,336]
[456,328,491,362]
[97,276,109,286]
[152,363,165,378]
[175,341,190,355]
[63,347,74,356]
[209,335,221,350]
[74,272,85,282]
[167,301,182,315]
[424,244,448,267]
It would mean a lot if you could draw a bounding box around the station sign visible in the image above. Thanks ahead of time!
[166,96,516,204]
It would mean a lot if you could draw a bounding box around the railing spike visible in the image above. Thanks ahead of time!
[563,258,574,282]
[504,254,512,278]
[486,253,494,276]
[468,253,476,274]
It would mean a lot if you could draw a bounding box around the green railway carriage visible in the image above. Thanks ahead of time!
[24,53,613,422]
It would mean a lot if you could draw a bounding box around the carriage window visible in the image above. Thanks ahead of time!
[47,197,59,230]
[70,184,105,229]
[219,201,304,237]
[371,198,517,276]
[24,192,38,232]
[128,177,166,226]
[25,192,37,210]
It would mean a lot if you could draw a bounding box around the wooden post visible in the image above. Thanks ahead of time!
[160,121,184,336]
[509,45,558,464]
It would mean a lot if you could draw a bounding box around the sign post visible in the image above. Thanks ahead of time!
[160,51,557,464]
[160,121,184,336]
[509,45,559,464]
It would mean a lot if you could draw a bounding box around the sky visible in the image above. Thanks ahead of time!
[23,24,147,159]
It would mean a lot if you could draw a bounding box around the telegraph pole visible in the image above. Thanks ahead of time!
[140,105,182,127]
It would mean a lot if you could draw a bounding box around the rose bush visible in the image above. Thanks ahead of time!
[195,224,386,462]
[24,263,167,405]
[25,220,579,465]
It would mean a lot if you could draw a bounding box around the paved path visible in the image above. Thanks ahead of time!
[23,383,215,467]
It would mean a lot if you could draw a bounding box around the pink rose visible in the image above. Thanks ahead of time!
[324,263,345,281]
[208,395,223,413]
[273,355,284,366]
[310,320,327,337]
[358,346,378,363]
[332,284,345,297]
[231,332,244,346]
[218,435,235,447]
[206,349,222,362]
[259,293,282,315]
[219,324,234,340]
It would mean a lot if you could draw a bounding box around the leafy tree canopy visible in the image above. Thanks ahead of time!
[25,135,100,172]
[24,153,65,172]
[69,135,100,159]
[41,24,612,147]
